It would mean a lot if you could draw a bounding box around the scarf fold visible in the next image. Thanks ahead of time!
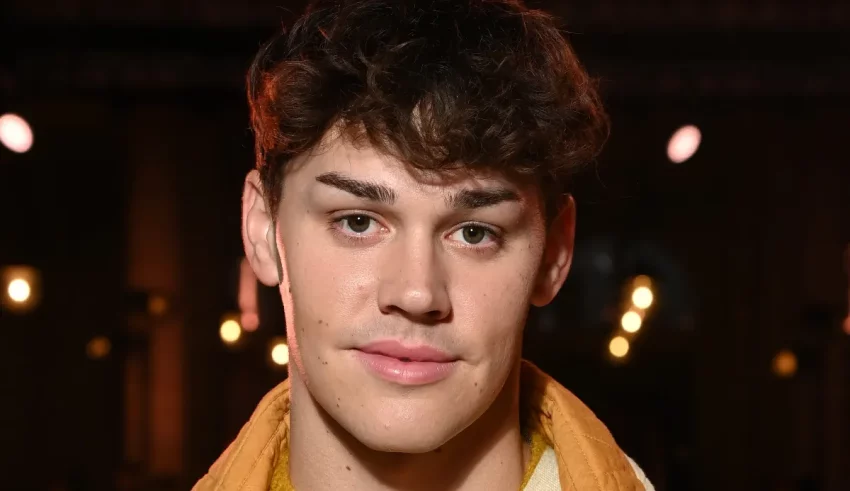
[193,360,646,491]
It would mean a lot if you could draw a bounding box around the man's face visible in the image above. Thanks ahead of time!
[244,134,573,453]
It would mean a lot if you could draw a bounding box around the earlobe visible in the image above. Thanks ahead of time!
[242,170,282,286]
[530,196,576,307]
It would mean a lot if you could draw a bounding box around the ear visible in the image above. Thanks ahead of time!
[530,195,576,307]
[242,170,282,286]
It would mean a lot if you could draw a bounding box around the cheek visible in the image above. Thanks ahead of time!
[282,235,375,354]
[453,255,540,359]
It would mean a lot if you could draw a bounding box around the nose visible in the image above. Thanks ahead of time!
[377,236,451,323]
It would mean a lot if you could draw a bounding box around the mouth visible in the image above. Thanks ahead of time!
[355,340,458,363]
[352,340,459,386]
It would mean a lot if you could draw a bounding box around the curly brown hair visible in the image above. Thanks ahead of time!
[248,0,609,216]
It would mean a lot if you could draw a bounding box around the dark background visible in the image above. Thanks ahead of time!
[1,1,849,490]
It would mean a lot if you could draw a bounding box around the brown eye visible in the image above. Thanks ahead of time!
[461,226,487,244]
[343,215,372,234]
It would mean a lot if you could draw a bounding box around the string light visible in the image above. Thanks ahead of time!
[609,336,630,358]
[7,278,31,303]
[621,311,643,333]
[271,341,290,366]
[631,286,654,309]
[219,319,242,344]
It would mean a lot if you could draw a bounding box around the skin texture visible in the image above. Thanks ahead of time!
[242,131,576,490]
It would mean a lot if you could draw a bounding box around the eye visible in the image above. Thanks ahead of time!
[449,225,497,246]
[338,214,378,235]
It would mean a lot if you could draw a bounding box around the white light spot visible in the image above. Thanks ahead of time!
[7,278,31,303]
[667,125,701,164]
[271,342,290,366]
[0,113,34,154]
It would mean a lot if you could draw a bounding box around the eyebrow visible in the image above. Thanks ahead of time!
[314,171,520,210]
[315,172,397,204]
[447,188,520,210]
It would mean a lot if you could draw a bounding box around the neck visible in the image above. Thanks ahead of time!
[288,363,528,491]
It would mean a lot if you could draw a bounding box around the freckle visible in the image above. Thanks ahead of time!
[336,403,340,408]
[318,319,323,325]
[474,382,478,387]
[346,466,351,471]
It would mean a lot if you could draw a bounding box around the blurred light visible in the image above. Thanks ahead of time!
[844,316,850,336]
[2,266,40,313]
[0,113,34,153]
[631,286,654,309]
[147,295,168,316]
[7,278,31,303]
[609,336,630,358]
[621,311,643,333]
[271,342,290,366]
[241,311,260,332]
[667,125,701,164]
[633,275,653,289]
[86,336,112,360]
[239,258,260,331]
[772,349,798,378]
[219,319,242,344]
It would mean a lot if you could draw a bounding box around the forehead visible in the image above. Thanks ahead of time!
[286,134,538,200]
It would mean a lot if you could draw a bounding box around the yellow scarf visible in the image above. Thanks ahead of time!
[192,361,646,491]
[269,427,549,491]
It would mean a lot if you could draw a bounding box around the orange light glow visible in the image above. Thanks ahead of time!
[621,311,643,333]
[7,278,31,303]
[219,319,241,344]
[772,350,798,378]
[239,258,260,332]
[87,336,112,360]
[609,336,630,358]
[631,286,654,309]
[271,342,290,366]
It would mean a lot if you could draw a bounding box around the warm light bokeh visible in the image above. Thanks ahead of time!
[0,113,34,153]
[667,124,701,163]
[631,286,654,309]
[609,336,630,358]
[219,319,242,344]
[87,336,112,360]
[621,311,643,333]
[7,278,31,303]
[772,349,798,378]
[271,342,290,366]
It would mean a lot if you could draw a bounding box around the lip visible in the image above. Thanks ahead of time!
[353,340,459,386]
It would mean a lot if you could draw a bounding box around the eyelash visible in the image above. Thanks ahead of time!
[328,214,503,249]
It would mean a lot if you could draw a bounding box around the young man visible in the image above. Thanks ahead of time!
[195,0,653,489]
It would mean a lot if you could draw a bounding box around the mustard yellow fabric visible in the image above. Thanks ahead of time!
[266,421,547,491]
[193,360,645,491]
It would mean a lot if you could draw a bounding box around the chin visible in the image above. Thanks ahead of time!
[351,424,454,454]
[336,402,468,454]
